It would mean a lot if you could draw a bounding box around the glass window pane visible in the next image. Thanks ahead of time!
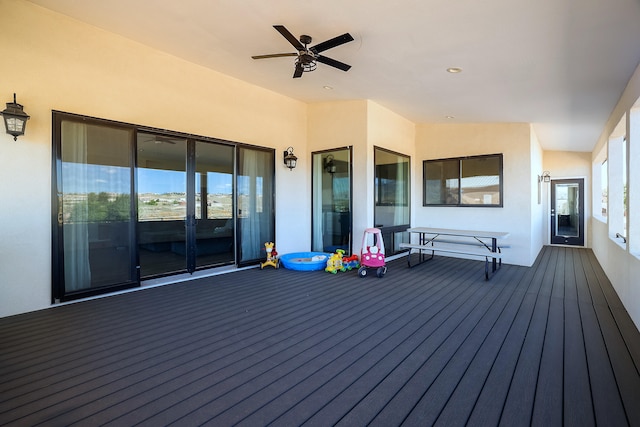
[424,154,502,207]
[375,148,410,226]
[195,141,235,267]
[238,147,274,264]
[623,139,627,237]
[461,156,501,205]
[424,159,459,204]
[137,133,187,276]
[601,159,608,217]
[312,149,352,253]
[374,147,410,256]
[60,121,134,291]
[555,183,580,237]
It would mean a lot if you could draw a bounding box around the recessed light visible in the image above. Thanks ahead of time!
[446,67,463,73]
[446,115,455,119]
[323,85,333,90]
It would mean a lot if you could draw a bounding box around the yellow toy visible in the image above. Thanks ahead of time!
[260,242,279,269]
[325,249,347,274]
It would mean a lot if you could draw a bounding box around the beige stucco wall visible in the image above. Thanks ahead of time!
[0,0,308,317]
[307,100,415,255]
[307,100,368,254]
[590,63,640,330]
[542,150,592,248]
[415,123,535,266]
[544,151,592,179]
[530,127,545,261]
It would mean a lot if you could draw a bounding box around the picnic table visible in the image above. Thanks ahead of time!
[400,227,509,280]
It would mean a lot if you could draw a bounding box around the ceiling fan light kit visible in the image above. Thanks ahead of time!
[252,25,354,78]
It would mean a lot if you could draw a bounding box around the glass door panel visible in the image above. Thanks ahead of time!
[237,147,274,265]
[194,141,235,268]
[137,133,188,277]
[55,119,137,300]
[312,148,352,253]
[374,147,410,255]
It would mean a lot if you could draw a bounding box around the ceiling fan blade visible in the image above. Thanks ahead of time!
[274,25,305,51]
[293,63,304,78]
[252,53,297,60]
[311,33,354,53]
[317,55,351,72]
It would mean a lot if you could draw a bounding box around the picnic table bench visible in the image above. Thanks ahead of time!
[399,227,509,280]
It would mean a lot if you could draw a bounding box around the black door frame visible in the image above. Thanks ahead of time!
[550,178,585,246]
[52,112,139,302]
[311,147,353,255]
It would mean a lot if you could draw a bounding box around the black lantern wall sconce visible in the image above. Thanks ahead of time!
[324,155,336,174]
[283,146,297,171]
[536,171,551,204]
[540,171,551,183]
[1,93,30,141]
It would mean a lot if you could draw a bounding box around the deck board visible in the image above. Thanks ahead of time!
[1,246,639,426]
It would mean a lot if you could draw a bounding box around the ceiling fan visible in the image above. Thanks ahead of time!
[252,25,354,78]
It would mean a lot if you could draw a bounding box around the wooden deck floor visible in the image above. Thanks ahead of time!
[1,246,639,426]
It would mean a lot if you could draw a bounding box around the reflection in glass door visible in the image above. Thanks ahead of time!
[312,148,352,253]
[53,118,137,301]
[237,147,275,265]
[551,178,584,246]
[138,136,238,277]
[54,112,275,298]
[195,141,235,268]
[137,133,188,277]
[374,147,410,254]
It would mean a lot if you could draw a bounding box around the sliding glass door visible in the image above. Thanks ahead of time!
[237,147,275,265]
[53,116,137,301]
[311,148,352,253]
[137,134,237,277]
[195,141,235,268]
[53,112,275,300]
[136,133,189,276]
[129,136,276,274]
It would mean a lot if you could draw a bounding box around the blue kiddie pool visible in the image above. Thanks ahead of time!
[280,252,330,271]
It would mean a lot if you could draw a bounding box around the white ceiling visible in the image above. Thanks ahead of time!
[28,0,640,152]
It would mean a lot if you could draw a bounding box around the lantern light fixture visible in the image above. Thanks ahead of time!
[1,93,30,141]
[283,146,297,170]
[538,171,551,183]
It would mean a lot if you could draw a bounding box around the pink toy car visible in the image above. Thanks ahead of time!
[358,228,387,278]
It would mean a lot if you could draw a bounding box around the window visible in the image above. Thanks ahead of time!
[374,147,410,255]
[601,159,608,218]
[608,115,627,244]
[630,103,640,256]
[623,138,627,238]
[423,154,503,207]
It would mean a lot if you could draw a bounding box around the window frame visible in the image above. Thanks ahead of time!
[373,146,411,256]
[423,153,504,207]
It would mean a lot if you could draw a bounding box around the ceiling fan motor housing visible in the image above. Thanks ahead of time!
[299,52,316,64]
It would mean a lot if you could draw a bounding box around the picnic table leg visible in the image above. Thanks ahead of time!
[491,238,497,272]
[407,248,434,268]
